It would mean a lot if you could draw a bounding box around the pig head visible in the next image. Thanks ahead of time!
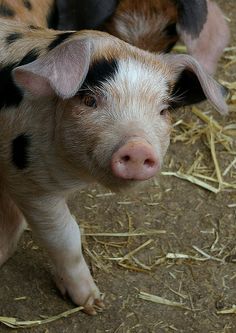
[13,36,228,188]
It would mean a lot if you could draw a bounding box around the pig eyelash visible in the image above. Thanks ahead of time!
[159,103,169,116]
[76,87,98,108]
[82,95,97,108]
[160,109,168,116]
[169,88,187,105]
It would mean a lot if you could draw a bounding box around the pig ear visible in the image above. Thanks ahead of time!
[13,38,91,99]
[167,54,228,114]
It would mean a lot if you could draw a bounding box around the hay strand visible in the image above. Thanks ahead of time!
[0,306,83,329]
[216,305,236,315]
[139,291,190,310]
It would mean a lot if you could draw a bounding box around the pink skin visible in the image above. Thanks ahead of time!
[111,138,159,180]
[177,0,230,75]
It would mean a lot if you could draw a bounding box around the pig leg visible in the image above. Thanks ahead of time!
[177,0,230,74]
[19,197,103,315]
[0,190,26,267]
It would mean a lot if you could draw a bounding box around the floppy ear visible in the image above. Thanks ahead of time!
[167,54,228,114]
[13,38,91,99]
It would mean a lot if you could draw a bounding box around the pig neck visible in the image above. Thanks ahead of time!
[35,99,90,192]
[18,98,88,194]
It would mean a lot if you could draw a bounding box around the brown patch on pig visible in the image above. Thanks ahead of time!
[104,0,178,53]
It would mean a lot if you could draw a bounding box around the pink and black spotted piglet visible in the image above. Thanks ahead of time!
[0,18,228,314]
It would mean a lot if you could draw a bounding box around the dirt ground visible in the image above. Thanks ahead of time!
[0,1,235,332]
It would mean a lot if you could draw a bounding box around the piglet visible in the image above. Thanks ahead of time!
[0,19,228,314]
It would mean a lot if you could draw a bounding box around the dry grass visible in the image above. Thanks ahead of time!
[0,307,84,329]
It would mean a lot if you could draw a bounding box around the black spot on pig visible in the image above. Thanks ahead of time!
[80,58,118,92]
[0,49,40,109]
[0,3,15,17]
[162,23,178,52]
[48,32,75,51]
[173,0,208,38]
[47,1,59,29]
[20,48,40,65]
[22,0,32,10]
[170,70,206,108]
[6,32,23,45]
[164,23,177,37]
[12,134,31,170]
[0,64,23,109]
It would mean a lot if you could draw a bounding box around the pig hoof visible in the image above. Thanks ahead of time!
[54,269,104,315]
[83,295,105,316]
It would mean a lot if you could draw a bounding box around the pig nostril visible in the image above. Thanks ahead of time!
[112,142,159,180]
[144,159,155,167]
[122,155,130,162]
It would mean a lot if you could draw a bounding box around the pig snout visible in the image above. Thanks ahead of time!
[111,139,159,180]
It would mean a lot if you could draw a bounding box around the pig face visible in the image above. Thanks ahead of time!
[57,56,172,190]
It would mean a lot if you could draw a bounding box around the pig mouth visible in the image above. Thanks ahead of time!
[103,180,148,192]
[95,168,156,192]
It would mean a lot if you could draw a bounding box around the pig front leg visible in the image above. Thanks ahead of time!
[19,197,104,315]
[0,190,26,267]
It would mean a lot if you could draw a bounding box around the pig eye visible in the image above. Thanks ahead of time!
[160,109,168,116]
[83,95,97,108]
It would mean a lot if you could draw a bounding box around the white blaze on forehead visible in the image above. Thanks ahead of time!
[112,58,169,101]
[93,57,171,156]
[84,56,172,176]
